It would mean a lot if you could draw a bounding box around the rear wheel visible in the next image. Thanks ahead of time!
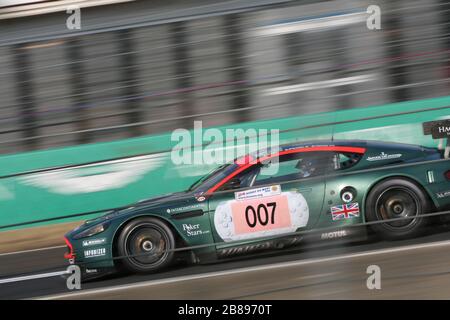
[117,217,175,273]
[365,178,430,240]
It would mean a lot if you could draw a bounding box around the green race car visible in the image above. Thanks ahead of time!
[64,140,450,278]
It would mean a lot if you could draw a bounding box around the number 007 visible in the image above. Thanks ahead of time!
[245,202,277,228]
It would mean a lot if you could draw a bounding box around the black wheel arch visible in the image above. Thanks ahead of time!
[111,214,187,262]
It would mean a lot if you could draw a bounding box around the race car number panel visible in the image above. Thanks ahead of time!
[231,195,291,235]
[214,191,309,242]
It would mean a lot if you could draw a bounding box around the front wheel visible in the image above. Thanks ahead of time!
[365,178,430,240]
[117,217,175,273]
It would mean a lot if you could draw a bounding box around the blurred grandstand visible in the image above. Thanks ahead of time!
[1,1,450,300]
[0,0,448,154]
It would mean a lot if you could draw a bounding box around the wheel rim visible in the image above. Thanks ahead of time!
[124,223,169,268]
[375,186,421,231]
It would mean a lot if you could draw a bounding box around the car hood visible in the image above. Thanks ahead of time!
[135,191,190,206]
[83,190,195,224]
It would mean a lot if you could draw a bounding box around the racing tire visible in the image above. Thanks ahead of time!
[365,178,430,240]
[117,217,175,273]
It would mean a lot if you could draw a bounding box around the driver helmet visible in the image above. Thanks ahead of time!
[296,156,317,177]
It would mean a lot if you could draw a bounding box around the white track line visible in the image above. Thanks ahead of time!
[0,245,65,257]
[36,238,450,300]
[0,270,68,284]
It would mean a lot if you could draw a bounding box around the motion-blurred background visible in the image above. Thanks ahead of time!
[0,0,449,252]
[0,0,448,154]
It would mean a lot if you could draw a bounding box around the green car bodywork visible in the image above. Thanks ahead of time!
[64,140,450,277]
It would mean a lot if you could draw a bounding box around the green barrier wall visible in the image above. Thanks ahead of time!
[1,96,449,230]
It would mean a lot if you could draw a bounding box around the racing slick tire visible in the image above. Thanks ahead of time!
[365,178,430,240]
[117,217,176,273]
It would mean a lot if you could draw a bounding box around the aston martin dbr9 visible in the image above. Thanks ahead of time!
[64,140,450,278]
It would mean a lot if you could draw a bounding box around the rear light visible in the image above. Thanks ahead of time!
[64,237,75,260]
[445,170,450,180]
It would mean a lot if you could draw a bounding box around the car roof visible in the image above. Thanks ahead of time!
[279,140,362,151]
[278,139,425,152]
[238,140,426,164]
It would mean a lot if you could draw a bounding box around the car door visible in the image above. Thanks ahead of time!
[207,151,333,250]
[316,150,365,228]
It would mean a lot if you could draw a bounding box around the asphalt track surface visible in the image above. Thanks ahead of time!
[3,225,450,299]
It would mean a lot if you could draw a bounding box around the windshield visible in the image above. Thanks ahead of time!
[188,163,237,192]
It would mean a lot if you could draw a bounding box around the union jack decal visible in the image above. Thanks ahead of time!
[331,203,360,221]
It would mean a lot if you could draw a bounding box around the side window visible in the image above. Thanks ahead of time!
[254,151,334,186]
[256,156,300,182]
[217,166,260,192]
[217,151,341,192]
[335,152,362,170]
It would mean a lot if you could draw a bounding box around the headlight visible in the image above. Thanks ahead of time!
[73,222,110,239]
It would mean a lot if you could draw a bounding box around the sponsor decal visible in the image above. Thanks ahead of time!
[85,268,98,274]
[196,196,206,202]
[331,203,360,221]
[423,119,450,139]
[167,204,201,214]
[321,230,348,240]
[82,238,106,247]
[283,144,335,151]
[182,224,210,237]
[432,125,450,138]
[235,185,281,201]
[366,152,402,162]
[215,190,309,242]
[84,248,106,258]
[437,190,450,199]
